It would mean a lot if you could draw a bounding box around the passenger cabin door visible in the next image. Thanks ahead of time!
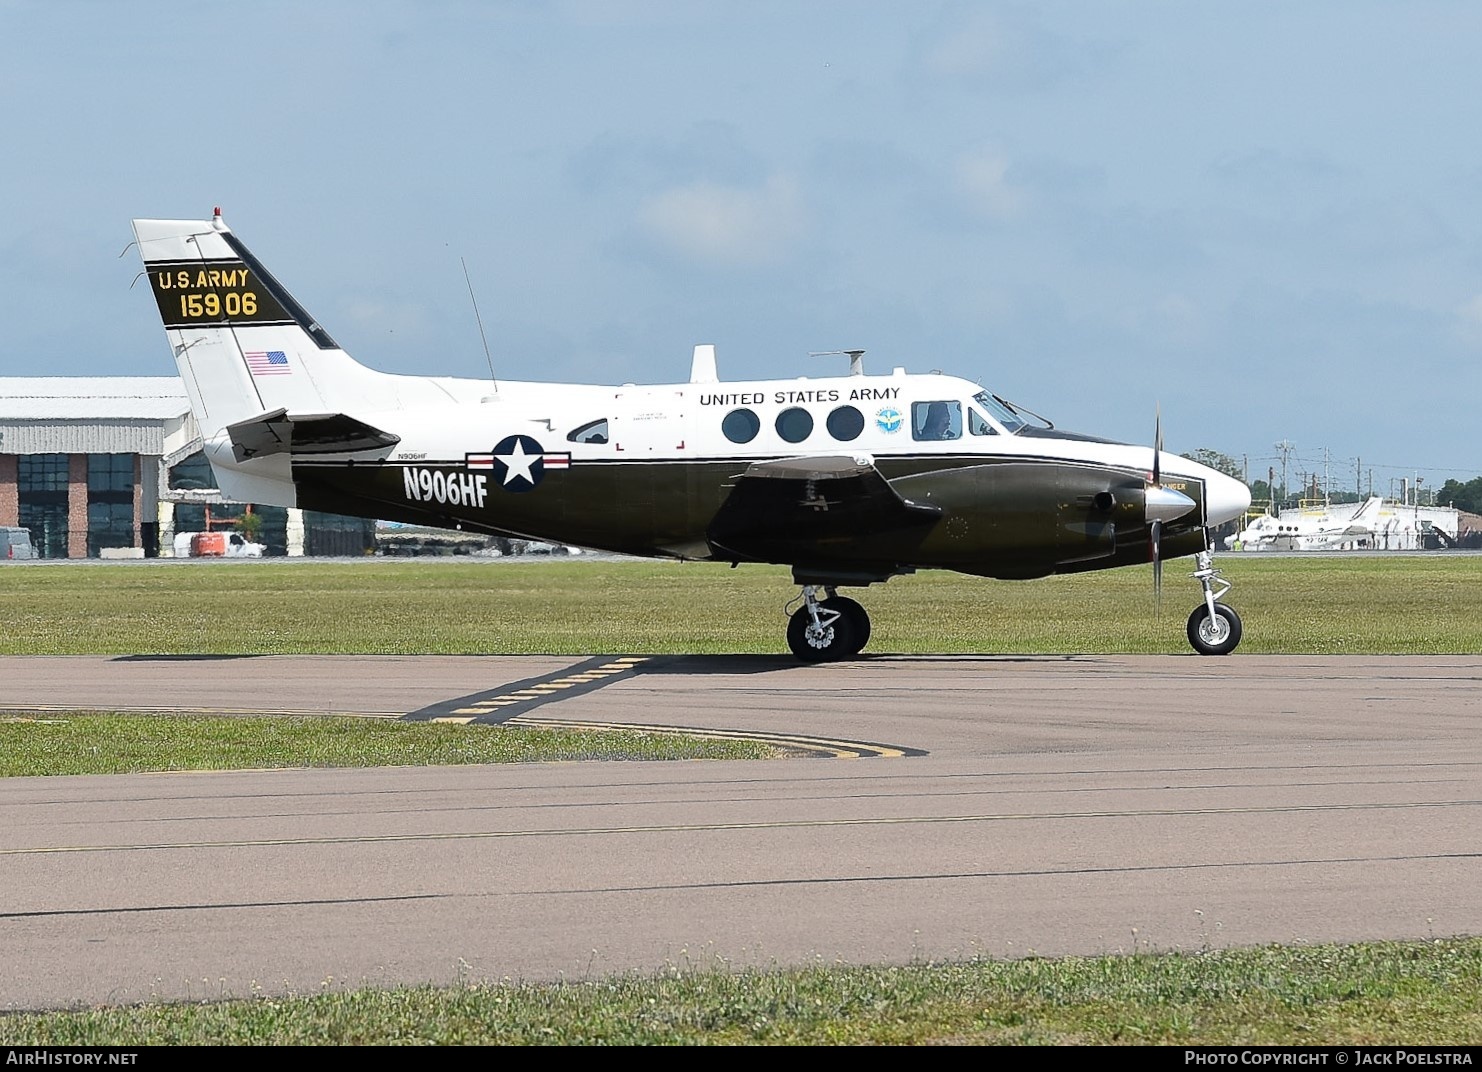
[610,388,690,457]
[608,388,703,554]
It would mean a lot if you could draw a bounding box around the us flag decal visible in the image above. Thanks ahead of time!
[244,350,292,376]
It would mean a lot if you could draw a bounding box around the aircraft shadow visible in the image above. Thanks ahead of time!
[112,654,269,662]
[628,652,1100,674]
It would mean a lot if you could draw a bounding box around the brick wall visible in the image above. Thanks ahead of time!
[68,454,87,558]
[0,455,16,526]
[133,454,142,547]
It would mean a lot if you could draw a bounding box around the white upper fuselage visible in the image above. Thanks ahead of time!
[341,367,1251,528]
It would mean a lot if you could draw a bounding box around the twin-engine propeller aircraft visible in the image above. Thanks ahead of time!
[130,210,1252,660]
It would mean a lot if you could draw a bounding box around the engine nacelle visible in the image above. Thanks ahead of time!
[893,463,1204,578]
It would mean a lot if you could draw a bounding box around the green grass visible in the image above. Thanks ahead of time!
[1,554,1479,655]
[4,555,1478,1043]
[5,938,1481,1044]
[0,712,778,777]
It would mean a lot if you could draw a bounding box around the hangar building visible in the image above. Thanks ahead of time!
[0,377,373,558]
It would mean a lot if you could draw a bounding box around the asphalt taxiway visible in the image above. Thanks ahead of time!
[2,653,1480,1011]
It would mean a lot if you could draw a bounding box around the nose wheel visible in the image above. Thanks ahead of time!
[787,586,871,661]
[1185,548,1242,655]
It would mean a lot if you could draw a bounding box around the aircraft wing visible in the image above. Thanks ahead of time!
[706,454,942,565]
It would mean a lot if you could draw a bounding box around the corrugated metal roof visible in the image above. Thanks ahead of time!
[0,378,188,420]
[0,419,172,455]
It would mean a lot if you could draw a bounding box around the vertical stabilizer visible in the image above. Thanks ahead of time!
[132,210,416,507]
[133,211,337,431]
[689,343,718,383]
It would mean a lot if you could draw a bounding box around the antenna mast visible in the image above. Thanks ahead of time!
[461,257,498,390]
[809,349,866,376]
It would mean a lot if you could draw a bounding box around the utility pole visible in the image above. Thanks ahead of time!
[1274,440,1295,508]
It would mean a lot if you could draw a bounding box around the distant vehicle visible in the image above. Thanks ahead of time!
[172,531,266,558]
[0,527,38,560]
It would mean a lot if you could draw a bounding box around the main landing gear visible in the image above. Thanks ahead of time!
[787,585,871,662]
[1185,549,1242,655]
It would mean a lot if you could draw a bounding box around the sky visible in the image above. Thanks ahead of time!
[3,0,1481,495]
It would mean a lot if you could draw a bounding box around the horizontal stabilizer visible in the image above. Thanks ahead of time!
[226,408,401,463]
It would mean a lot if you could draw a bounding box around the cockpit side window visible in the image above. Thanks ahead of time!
[972,391,1026,434]
[567,418,609,445]
[967,407,997,436]
[912,400,961,441]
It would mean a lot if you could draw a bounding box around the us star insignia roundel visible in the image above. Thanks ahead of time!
[466,436,572,493]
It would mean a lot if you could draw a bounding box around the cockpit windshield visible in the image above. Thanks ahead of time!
[973,390,1028,434]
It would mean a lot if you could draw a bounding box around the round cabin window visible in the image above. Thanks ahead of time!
[722,408,761,444]
[826,405,865,442]
[775,407,814,444]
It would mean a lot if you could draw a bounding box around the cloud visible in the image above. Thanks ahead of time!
[569,123,765,197]
[915,6,1116,92]
[954,150,1026,220]
[638,175,805,266]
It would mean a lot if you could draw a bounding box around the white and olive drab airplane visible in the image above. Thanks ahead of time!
[129,210,1252,661]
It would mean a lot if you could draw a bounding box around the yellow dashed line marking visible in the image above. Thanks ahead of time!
[434,657,654,715]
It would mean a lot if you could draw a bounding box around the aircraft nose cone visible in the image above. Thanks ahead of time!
[1205,471,1252,526]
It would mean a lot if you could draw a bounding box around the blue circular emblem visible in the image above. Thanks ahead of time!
[490,434,546,493]
[876,406,903,434]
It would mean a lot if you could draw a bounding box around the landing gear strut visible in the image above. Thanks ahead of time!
[1185,548,1242,655]
[787,585,871,662]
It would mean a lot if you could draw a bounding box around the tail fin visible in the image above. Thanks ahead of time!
[1347,495,1385,534]
[132,210,419,506]
[133,210,362,429]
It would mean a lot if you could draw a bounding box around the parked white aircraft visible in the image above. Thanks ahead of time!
[1227,497,1385,551]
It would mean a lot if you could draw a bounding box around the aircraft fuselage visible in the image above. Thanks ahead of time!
[264,371,1222,582]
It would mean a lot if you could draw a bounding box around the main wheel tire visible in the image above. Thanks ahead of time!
[1186,603,1242,656]
[821,596,870,656]
[787,603,859,662]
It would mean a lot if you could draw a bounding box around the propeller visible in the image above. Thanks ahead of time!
[1141,408,1198,612]
[1151,406,1162,611]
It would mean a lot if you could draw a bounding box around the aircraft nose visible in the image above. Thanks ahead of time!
[1205,471,1252,526]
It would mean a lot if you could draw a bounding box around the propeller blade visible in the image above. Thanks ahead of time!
[1152,404,1162,487]
[1151,518,1162,612]
[1150,406,1164,613]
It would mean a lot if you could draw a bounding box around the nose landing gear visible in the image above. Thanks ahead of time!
[1185,549,1242,655]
